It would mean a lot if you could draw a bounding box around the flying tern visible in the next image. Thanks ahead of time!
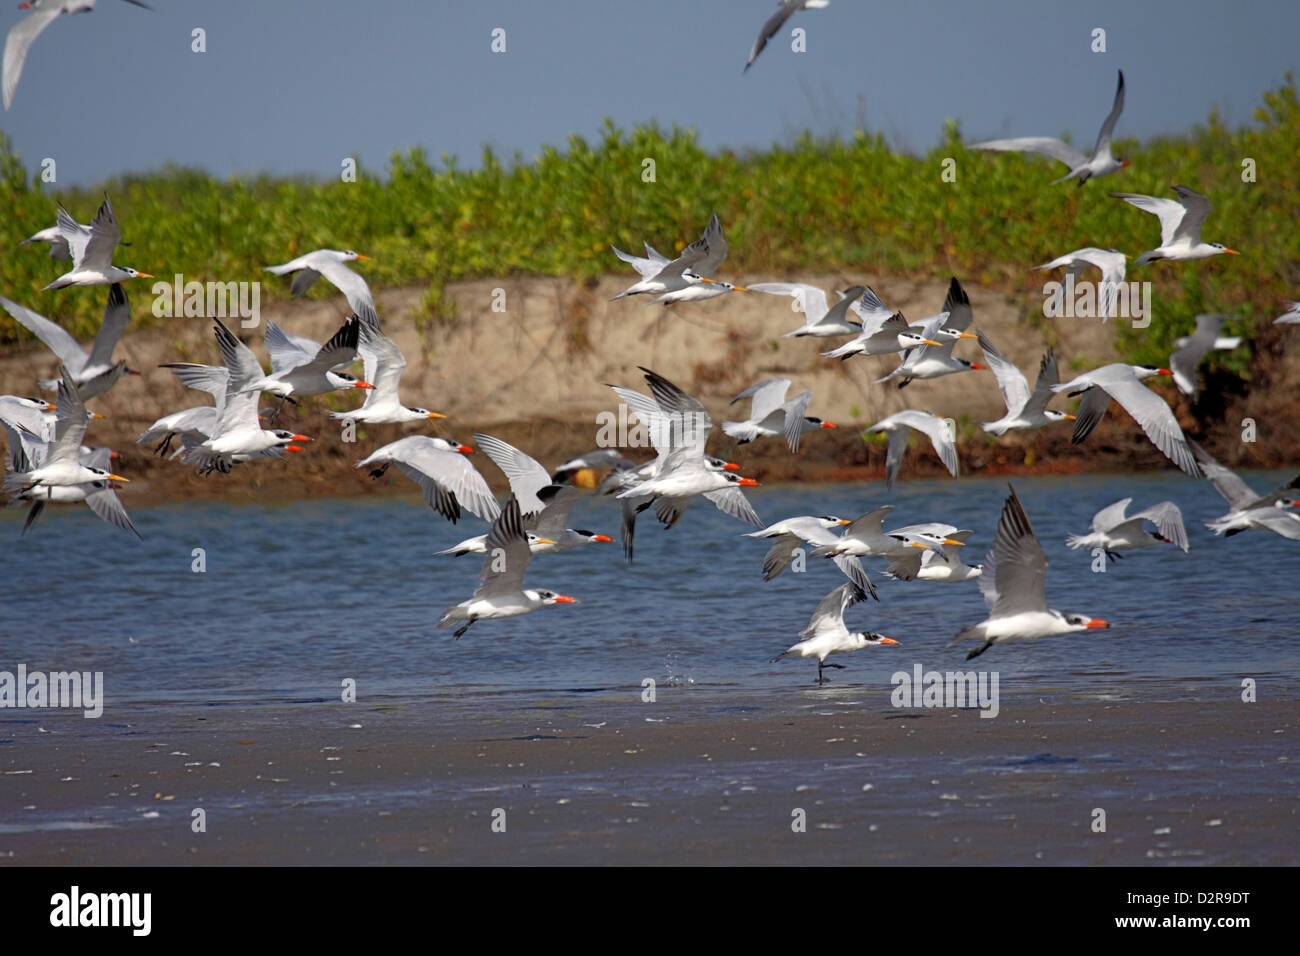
[722,378,836,453]
[863,410,959,489]
[179,321,312,475]
[265,249,375,315]
[329,311,443,424]
[3,0,151,111]
[1,283,137,399]
[1190,441,1300,540]
[1067,498,1189,559]
[770,583,898,685]
[3,366,128,493]
[4,435,138,538]
[355,436,498,524]
[744,514,877,598]
[884,530,982,582]
[747,282,863,338]
[1110,186,1239,264]
[1052,364,1199,477]
[1169,314,1241,399]
[874,279,983,386]
[437,497,578,639]
[951,487,1109,660]
[969,70,1127,185]
[611,213,729,300]
[42,197,151,290]
[977,331,1074,435]
[1034,248,1128,321]
[744,0,829,73]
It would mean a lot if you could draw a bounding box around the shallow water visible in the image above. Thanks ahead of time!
[1,472,1297,705]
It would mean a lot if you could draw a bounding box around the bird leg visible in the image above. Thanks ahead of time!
[154,432,174,457]
[453,619,475,640]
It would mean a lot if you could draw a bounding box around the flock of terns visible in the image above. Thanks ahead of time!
[3,4,1299,683]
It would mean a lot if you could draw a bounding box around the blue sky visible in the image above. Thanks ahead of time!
[1,0,1296,185]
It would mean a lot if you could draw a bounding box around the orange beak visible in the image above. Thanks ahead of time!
[971,363,987,370]
[737,477,759,487]
[820,421,837,429]
[457,444,474,454]
[879,637,900,646]
[1064,414,1077,420]
[354,254,372,261]
[1222,249,1240,255]
[553,594,578,604]
[1086,619,1110,629]
[426,411,446,419]
[135,272,154,279]
[921,338,943,346]
[721,461,740,471]
[286,445,304,453]
[353,381,375,389]
[291,434,313,442]
[1156,368,1173,376]
[592,534,614,543]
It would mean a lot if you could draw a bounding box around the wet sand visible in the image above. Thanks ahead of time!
[1,683,1294,865]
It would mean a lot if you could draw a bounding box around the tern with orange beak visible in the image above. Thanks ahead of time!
[265,248,375,314]
[1110,185,1239,264]
[1052,363,1200,477]
[723,378,835,453]
[977,331,1075,435]
[329,306,443,424]
[42,196,152,290]
[952,487,1109,660]
[438,497,579,639]
[770,583,898,685]
[177,321,313,475]
[3,367,130,493]
[242,315,375,407]
[355,436,498,524]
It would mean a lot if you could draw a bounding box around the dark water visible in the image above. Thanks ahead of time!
[2,473,1298,705]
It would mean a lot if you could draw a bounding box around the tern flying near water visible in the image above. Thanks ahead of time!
[722,378,836,453]
[1190,441,1300,541]
[42,196,152,290]
[1052,364,1199,477]
[4,435,138,538]
[437,497,578,639]
[1169,314,1241,399]
[884,530,981,582]
[969,70,1127,185]
[744,0,829,73]
[246,316,374,407]
[3,0,151,111]
[265,249,375,315]
[769,583,898,685]
[1,284,137,399]
[329,310,443,424]
[609,367,761,561]
[178,321,313,475]
[1110,186,1239,265]
[863,410,959,489]
[356,436,498,524]
[951,487,1109,660]
[977,331,1074,435]
[744,515,877,599]
[3,366,128,493]
[1066,498,1189,559]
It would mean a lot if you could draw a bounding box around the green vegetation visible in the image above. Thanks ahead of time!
[2,77,1296,363]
